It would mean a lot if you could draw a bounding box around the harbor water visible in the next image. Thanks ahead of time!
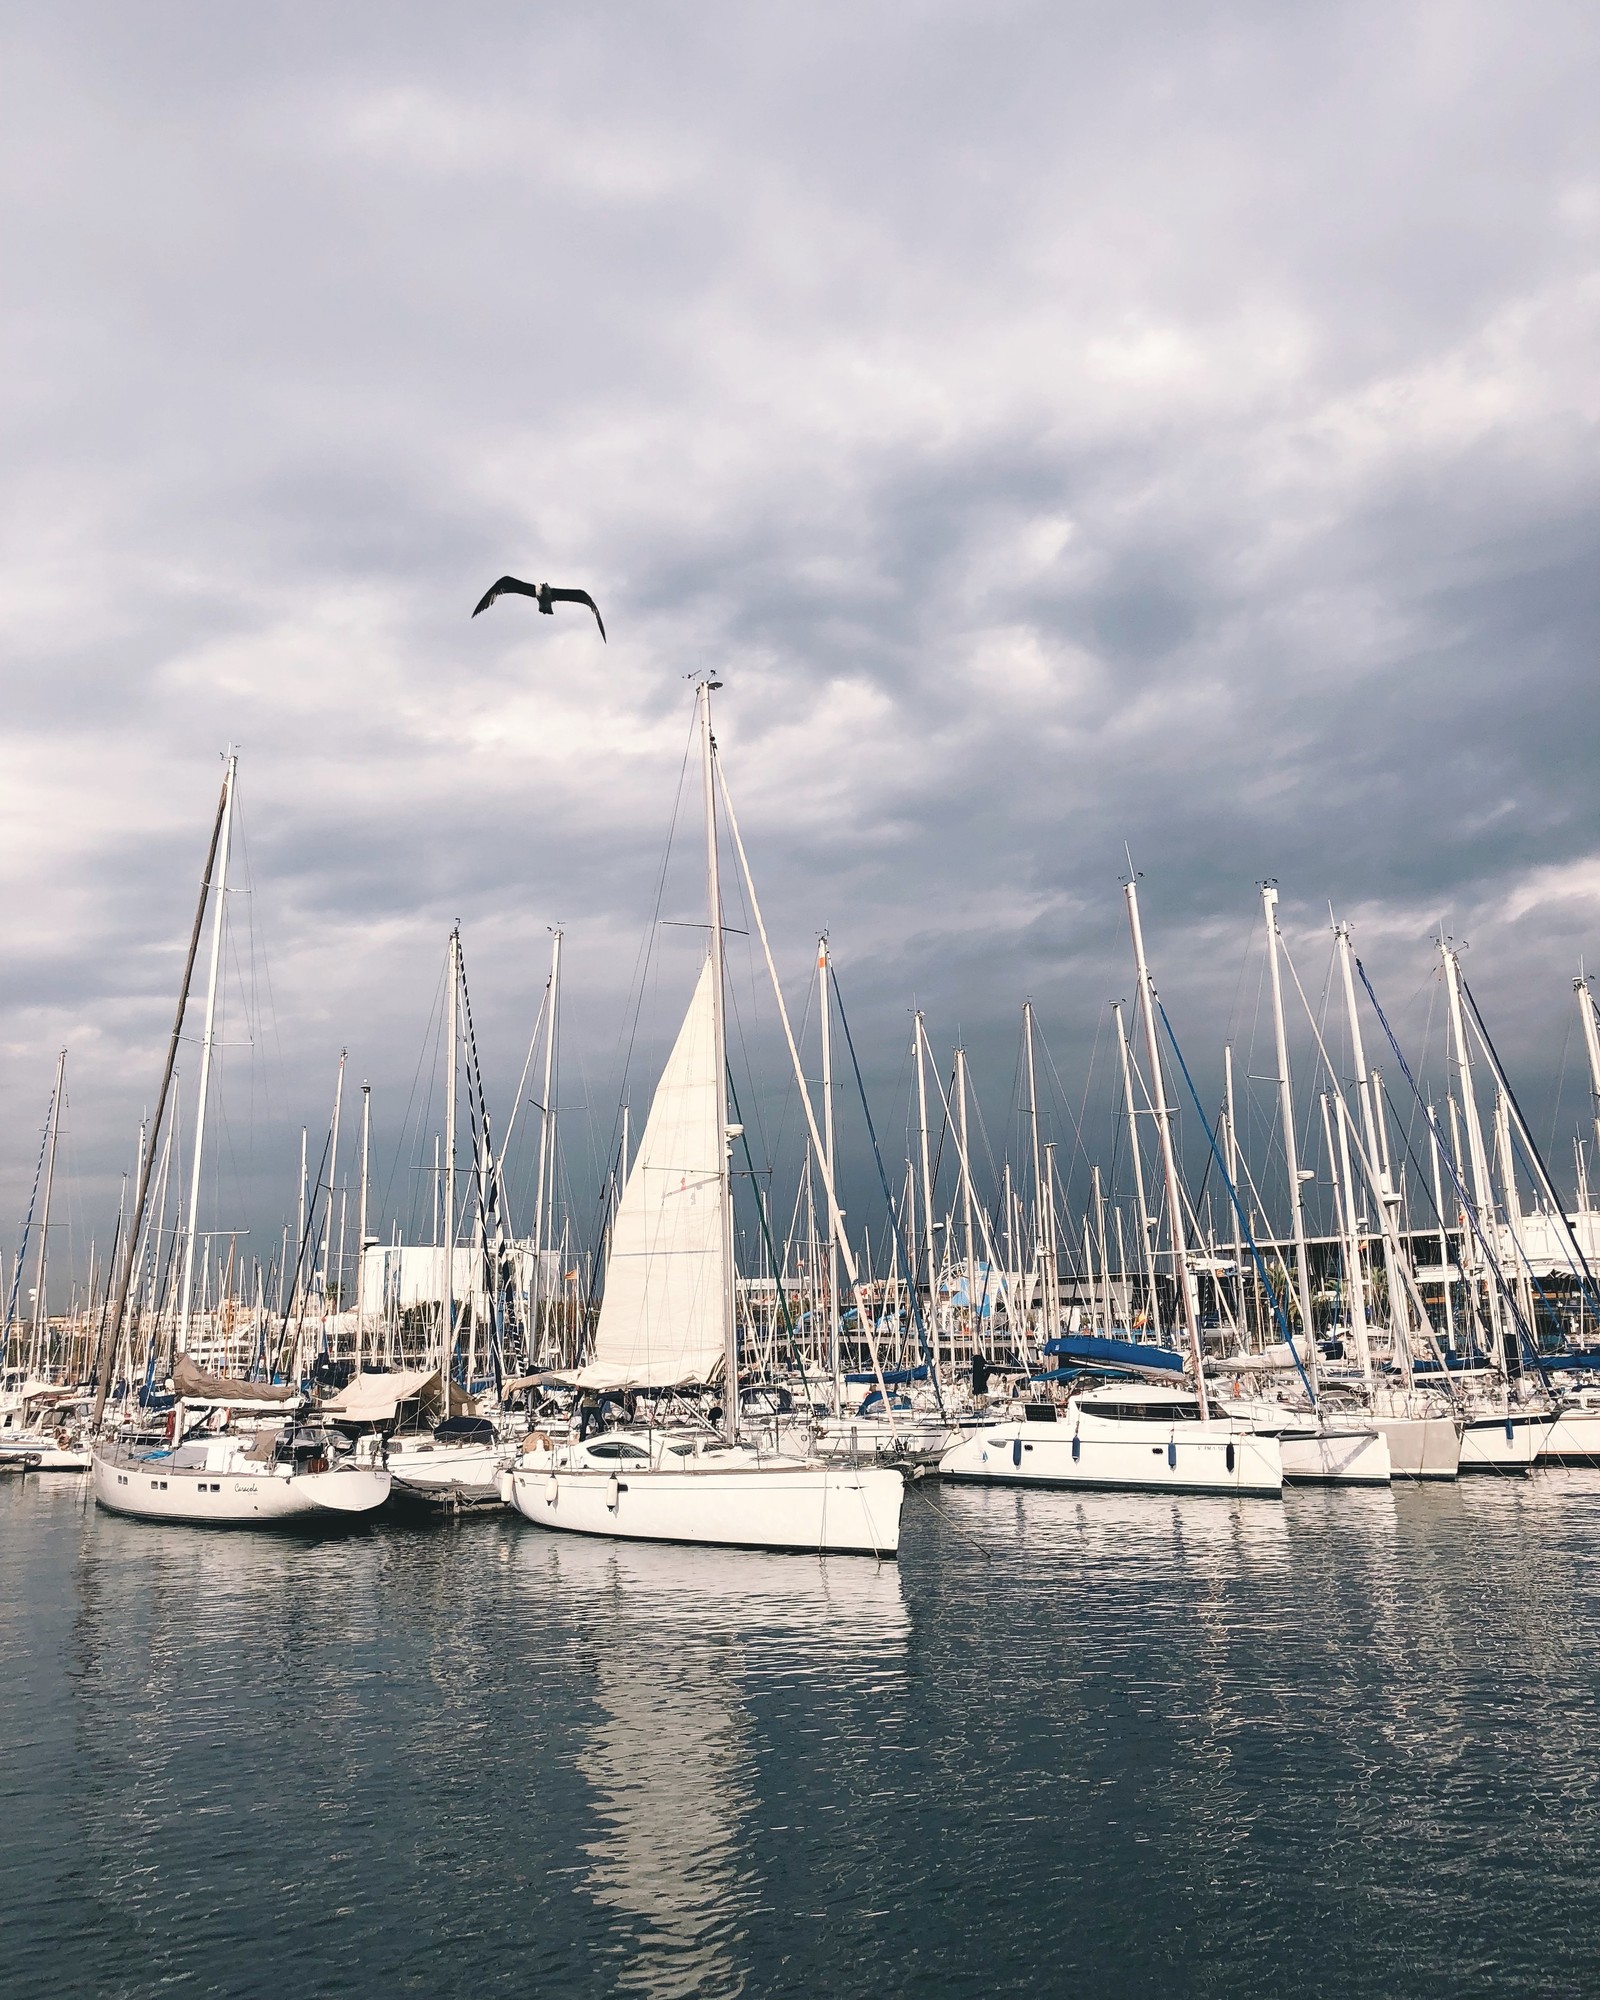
[4,1472,1599,1998]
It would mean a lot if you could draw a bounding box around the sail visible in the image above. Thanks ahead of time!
[575,959,728,1390]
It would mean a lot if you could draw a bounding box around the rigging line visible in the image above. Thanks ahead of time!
[830,966,947,1417]
[3,1078,56,1346]
[604,717,696,1187]
[1355,958,1541,1367]
[1156,997,1317,1406]
[725,1066,808,1391]
[1458,970,1600,1316]
[376,948,448,1245]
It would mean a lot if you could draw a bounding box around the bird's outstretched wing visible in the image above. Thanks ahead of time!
[471,575,540,617]
[542,586,607,642]
[471,576,607,640]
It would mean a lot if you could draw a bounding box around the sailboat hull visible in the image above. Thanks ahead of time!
[1458,1412,1550,1474]
[92,1444,391,1523]
[386,1439,508,1508]
[1371,1414,1461,1479]
[502,1456,903,1556]
[1538,1406,1600,1466]
[938,1415,1283,1497]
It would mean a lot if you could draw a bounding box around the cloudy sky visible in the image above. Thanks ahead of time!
[3,2,1598,1285]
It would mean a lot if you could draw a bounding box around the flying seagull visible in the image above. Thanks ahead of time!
[471,576,606,641]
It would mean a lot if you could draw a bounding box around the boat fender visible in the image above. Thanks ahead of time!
[1167,1437,1177,1469]
[545,1474,559,1507]
[1011,1438,1023,1468]
[606,1472,620,1511]
[1505,1416,1515,1442]
[1226,1442,1236,1473]
[1071,1431,1081,1463]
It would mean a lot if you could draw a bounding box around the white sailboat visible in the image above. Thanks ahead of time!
[90,754,390,1528]
[503,680,904,1557]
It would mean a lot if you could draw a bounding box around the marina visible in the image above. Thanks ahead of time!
[5,7,1598,1994]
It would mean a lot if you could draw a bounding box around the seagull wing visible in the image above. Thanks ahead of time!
[471,575,541,618]
[543,587,607,642]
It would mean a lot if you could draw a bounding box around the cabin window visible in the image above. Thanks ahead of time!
[588,1441,649,1461]
[1088,1402,1201,1423]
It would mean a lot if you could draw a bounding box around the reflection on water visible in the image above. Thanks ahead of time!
[529,1539,908,2000]
[4,1474,1600,1998]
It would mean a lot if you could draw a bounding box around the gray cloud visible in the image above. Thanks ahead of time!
[3,1,1599,1281]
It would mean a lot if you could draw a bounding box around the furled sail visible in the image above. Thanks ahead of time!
[574,959,728,1390]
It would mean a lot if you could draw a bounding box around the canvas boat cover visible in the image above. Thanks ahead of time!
[172,1353,296,1403]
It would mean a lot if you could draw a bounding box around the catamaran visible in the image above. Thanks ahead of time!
[502,681,903,1557]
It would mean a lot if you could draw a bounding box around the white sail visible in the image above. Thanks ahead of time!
[575,958,727,1390]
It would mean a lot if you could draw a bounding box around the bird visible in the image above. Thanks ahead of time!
[470,576,606,640]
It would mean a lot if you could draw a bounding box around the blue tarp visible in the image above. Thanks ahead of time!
[1040,1333,1183,1373]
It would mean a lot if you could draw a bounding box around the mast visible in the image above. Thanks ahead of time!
[1335,921,1408,1378]
[444,925,460,1393]
[530,928,562,1365]
[30,1049,67,1377]
[1223,1045,1246,1342]
[697,678,738,1441]
[356,1083,371,1355]
[323,1051,347,1330]
[956,1045,976,1356]
[91,765,232,1429]
[1576,976,1600,1168]
[1442,940,1508,1370]
[914,1011,940,1376]
[176,750,237,1355]
[1022,1002,1052,1345]
[1428,1106,1457,1351]
[1261,884,1316,1387]
[819,936,841,1401]
[1115,1001,1161,1336]
[1124,876,1209,1419]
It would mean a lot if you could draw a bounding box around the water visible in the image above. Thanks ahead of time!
[5,1473,1600,1999]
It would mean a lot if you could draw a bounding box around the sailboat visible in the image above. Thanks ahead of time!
[89,754,391,1526]
[502,681,904,1557]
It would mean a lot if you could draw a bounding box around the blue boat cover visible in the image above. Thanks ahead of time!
[1040,1333,1183,1373]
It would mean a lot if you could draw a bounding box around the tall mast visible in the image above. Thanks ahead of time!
[357,1082,371,1366]
[1442,940,1507,1368]
[914,1011,940,1375]
[1576,975,1600,1166]
[818,936,841,1400]
[1023,1002,1052,1345]
[176,750,237,1355]
[530,928,562,1362]
[1124,876,1209,1419]
[323,1049,347,1326]
[91,767,232,1429]
[1334,920,1407,1377]
[1115,1000,1161,1336]
[444,925,460,1392]
[698,678,738,1441]
[30,1049,67,1376]
[956,1045,976,1355]
[1428,1105,1458,1351]
[1223,1045,1246,1341]
[1262,884,1316,1386]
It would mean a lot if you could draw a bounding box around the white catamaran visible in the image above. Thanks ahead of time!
[503,681,904,1557]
